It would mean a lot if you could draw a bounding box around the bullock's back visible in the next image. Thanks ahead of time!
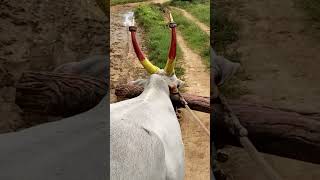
[111,119,166,180]
[110,88,185,180]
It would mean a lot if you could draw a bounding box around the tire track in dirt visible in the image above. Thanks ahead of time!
[175,30,210,180]
[167,7,211,179]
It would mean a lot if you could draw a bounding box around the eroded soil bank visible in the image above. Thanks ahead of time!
[218,0,320,179]
[0,0,107,133]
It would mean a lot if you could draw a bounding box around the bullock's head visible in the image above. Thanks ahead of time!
[129,13,183,93]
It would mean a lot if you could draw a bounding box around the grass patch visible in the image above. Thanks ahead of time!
[169,0,210,26]
[172,10,210,66]
[135,4,184,77]
[111,0,146,6]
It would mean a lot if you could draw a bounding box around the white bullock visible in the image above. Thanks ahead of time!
[110,15,185,180]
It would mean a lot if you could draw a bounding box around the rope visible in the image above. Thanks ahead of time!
[185,105,210,136]
[239,137,283,180]
[179,92,210,137]
[178,91,282,180]
[219,94,283,180]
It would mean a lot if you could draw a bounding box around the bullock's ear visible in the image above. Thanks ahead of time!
[176,79,184,89]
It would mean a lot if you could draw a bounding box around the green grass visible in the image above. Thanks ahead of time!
[111,0,146,6]
[135,4,184,77]
[169,0,210,26]
[172,10,210,66]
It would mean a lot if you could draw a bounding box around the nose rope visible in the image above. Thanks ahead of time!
[178,92,210,137]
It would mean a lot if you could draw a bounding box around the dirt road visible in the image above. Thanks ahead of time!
[176,31,210,179]
[232,0,320,112]
[110,3,211,180]
[218,0,320,179]
[171,7,210,36]
[110,4,146,103]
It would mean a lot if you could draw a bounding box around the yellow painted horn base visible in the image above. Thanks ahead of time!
[164,59,175,76]
[141,58,160,74]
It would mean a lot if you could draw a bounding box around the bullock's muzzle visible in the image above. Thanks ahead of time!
[169,84,184,108]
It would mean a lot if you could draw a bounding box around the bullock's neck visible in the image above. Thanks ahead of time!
[140,80,170,101]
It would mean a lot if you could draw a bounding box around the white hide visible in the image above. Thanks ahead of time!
[110,74,185,180]
[0,94,108,180]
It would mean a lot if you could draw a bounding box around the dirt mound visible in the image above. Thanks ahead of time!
[0,0,108,132]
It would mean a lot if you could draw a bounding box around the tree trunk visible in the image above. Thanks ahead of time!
[15,75,320,163]
[222,101,320,164]
[115,84,211,113]
[115,83,320,163]
[15,71,107,117]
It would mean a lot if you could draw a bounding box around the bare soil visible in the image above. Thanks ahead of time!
[110,4,146,103]
[176,30,211,180]
[233,0,320,113]
[170,9,211,179]
[0,0,107,133]
[110,3,211,180]
[218,0,320,179]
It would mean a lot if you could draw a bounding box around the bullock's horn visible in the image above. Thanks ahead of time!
[164,13,177,76]
[129,18,160,74]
